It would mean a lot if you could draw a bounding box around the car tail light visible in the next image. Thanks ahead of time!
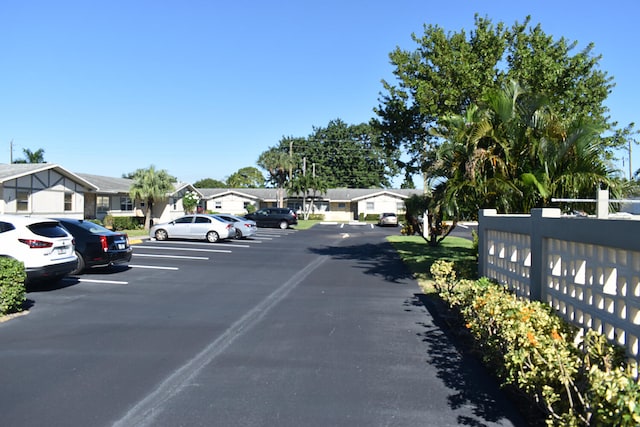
[100,235,108,252]
[226,224,233,229]
[18,239,53,249]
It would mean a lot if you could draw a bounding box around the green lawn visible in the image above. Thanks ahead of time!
[386,235,477,290]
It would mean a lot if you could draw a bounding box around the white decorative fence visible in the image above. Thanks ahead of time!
[478,208,640,369]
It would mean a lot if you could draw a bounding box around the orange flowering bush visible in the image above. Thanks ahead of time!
[431,260,640,426]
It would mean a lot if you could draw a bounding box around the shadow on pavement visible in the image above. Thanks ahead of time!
[411,293,532,426]
[308,240,414,284]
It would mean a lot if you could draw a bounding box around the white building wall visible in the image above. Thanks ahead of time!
[206,193,255,215]
[357,194,405,217]
[1,170,86,218]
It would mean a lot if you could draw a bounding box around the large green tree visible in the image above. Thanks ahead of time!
[375,15,626,190]
[226,166,265,188]
[263,119,399,189]
[129,165,177,230]
[193,178,227,188]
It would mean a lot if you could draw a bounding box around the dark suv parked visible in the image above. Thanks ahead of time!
[245,208,298,229]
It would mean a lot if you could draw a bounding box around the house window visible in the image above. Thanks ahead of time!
[120,197,133,211]
[16,191,29,211]
[338,203,346,209]
[366,201,374,210]
[64,193,73,211]
[97,196,110,213]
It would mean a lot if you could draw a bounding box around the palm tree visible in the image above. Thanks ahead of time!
[13,148,46,164]
[257,149,292,208]
[288,175,329,219]
[434,80,619,216]
[129,165,177,230]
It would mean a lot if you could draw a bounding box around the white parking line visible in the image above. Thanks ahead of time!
[134,253,209,260]
[74,278,129,285]
[136,245,232,253]
[150,240,233,247]
[129,264,179,270]
[225,243,250,248]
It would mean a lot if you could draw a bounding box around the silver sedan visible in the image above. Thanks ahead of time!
[150,214,235,243]
[215,214,258,239]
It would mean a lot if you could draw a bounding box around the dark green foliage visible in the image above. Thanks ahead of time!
[193,178,227,188]
[105,216,140,231]
[375,14,632,215]
[260,119,399,190]
[0,258,26,315]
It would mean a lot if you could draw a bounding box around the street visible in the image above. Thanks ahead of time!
[0,224,523,426]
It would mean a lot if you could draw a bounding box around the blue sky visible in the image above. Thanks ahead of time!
[2,1,638,187]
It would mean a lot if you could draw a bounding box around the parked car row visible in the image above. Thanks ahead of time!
[0,210,298,285]
[148,209,296,243]
[149,213,259,242]
[0,214,133,283]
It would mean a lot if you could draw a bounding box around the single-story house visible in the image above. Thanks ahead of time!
[1,163,424,223]
[0,163,97,217]
[201,187,423,221]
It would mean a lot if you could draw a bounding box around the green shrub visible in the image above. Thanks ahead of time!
[307,213,324,220]
[0,258,26,315]
[430,259,457,295]
[111,216,140,230]
[437,264,640,426]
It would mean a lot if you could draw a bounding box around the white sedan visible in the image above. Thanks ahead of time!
[150,214,235,243]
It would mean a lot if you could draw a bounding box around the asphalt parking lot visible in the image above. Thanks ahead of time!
[0,223,523,427]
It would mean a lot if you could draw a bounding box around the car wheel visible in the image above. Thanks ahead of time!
[235,229,243,239]
[278,220,288,230]
[155,229,168,241]
[70,251,85,275]
[206,231,219,243]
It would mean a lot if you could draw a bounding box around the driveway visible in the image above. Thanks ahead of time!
[0,225,524,426]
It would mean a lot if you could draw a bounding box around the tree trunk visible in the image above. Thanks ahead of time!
[144,201,153,230]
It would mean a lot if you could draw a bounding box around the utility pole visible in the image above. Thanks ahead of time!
[9,139,13,163]
[289,140,293,181]
[629,138,633,180]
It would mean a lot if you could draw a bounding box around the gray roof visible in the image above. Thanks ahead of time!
[198,188,281,201]
[77,173,196,196]
[197,187,424,201]
[0,163,98,190]
[77,173,133,194]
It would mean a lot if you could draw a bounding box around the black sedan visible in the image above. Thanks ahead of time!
[54,218,133,274]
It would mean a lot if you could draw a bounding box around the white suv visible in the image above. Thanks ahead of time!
[0,214,78,283]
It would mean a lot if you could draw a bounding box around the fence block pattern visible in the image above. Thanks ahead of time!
[479,208,640,370]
